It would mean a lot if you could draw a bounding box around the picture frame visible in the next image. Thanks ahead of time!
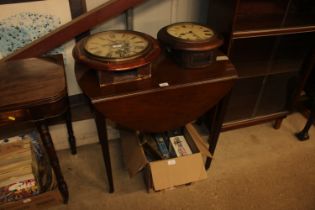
[0,0,86,95]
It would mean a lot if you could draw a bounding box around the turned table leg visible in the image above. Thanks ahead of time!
[94,111,114,193]
[205,93,231,170]
[64,107,77,155]
[35,121,69,203]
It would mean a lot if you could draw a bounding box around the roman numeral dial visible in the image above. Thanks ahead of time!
[73,30,160,73]
[166,23,214,41]
[84,31,150,61]
[157,22,224,68]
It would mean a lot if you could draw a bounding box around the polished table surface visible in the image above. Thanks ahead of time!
[76,55,238,132]
[0,57,66,111]
[0,57,68,126]
[75,54,238,193]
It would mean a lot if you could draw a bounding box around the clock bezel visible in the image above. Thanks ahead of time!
[165,22,215,43]
[158,22,223,51]
[83,30,152,62]
[73,30,161,72]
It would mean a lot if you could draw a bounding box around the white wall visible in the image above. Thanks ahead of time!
[86,0,209,36]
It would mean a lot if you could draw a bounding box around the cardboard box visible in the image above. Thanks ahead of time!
[121,123,212,191]
[0,189,63,210]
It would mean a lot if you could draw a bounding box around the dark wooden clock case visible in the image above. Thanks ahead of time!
[157,23,223,68]
[72,31,160,87]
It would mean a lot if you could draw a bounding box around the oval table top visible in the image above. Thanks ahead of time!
[0,56,66,111]
[75,54,238,132]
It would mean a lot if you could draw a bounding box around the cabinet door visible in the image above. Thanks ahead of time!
[255,72,298,116]
[270,32,315,74]
[234,0,289,31]
[224,77,264,122]
[285,0,315,27]
[305,67,315,95]
[229,36,276,77]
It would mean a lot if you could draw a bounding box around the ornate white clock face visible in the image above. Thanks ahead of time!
[84,31,150,60]
[166,23,214,41]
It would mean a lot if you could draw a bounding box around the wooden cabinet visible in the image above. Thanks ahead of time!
[208,0,315,130]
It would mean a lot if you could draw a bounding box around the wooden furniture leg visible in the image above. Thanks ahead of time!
[94,111,114,193]
[35,121,69,203]
[64,107,77,155]
[205,94,231,170]
[295,104,314,141]
[273,117,284,129]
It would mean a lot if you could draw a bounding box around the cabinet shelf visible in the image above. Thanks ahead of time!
[222,111,289,131]
[233,25,315,39]
[237,69,299,80]
[232,0,315,32]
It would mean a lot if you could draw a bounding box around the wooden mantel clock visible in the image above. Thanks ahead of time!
[157,22,223,68]
[73,30,160,87]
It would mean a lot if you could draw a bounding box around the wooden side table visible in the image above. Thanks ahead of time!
[75,54,238,193]
[0,56,76,203]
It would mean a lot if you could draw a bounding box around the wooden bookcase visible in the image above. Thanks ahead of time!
[208,0,315,130]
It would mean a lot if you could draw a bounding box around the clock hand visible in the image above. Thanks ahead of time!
[193,33,202,39]
[100,44,114,47]
[188,30,202,39]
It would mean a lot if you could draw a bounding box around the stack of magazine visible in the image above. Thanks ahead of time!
[0,132,55,203]
[140,128,193,161]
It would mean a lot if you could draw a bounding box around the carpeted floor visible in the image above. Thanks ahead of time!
[51,113,315,210]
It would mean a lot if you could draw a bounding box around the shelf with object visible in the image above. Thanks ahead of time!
[0,56,76,204]
[208,0,315,130]
[0,132,63,210]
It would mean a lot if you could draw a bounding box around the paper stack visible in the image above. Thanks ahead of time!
[0,137,39,203]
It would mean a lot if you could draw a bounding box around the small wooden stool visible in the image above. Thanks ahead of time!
[0,56,76,203]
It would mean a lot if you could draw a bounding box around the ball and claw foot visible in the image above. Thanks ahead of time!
[295,131,310,141]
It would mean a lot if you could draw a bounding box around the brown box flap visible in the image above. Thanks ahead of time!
[185,123,212,158]
[0,189,62,210]
[120,129,148,177]
[149,153,207,191]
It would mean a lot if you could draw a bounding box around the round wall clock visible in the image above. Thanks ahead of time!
[157,22,223,68]
[73,30,160,72]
